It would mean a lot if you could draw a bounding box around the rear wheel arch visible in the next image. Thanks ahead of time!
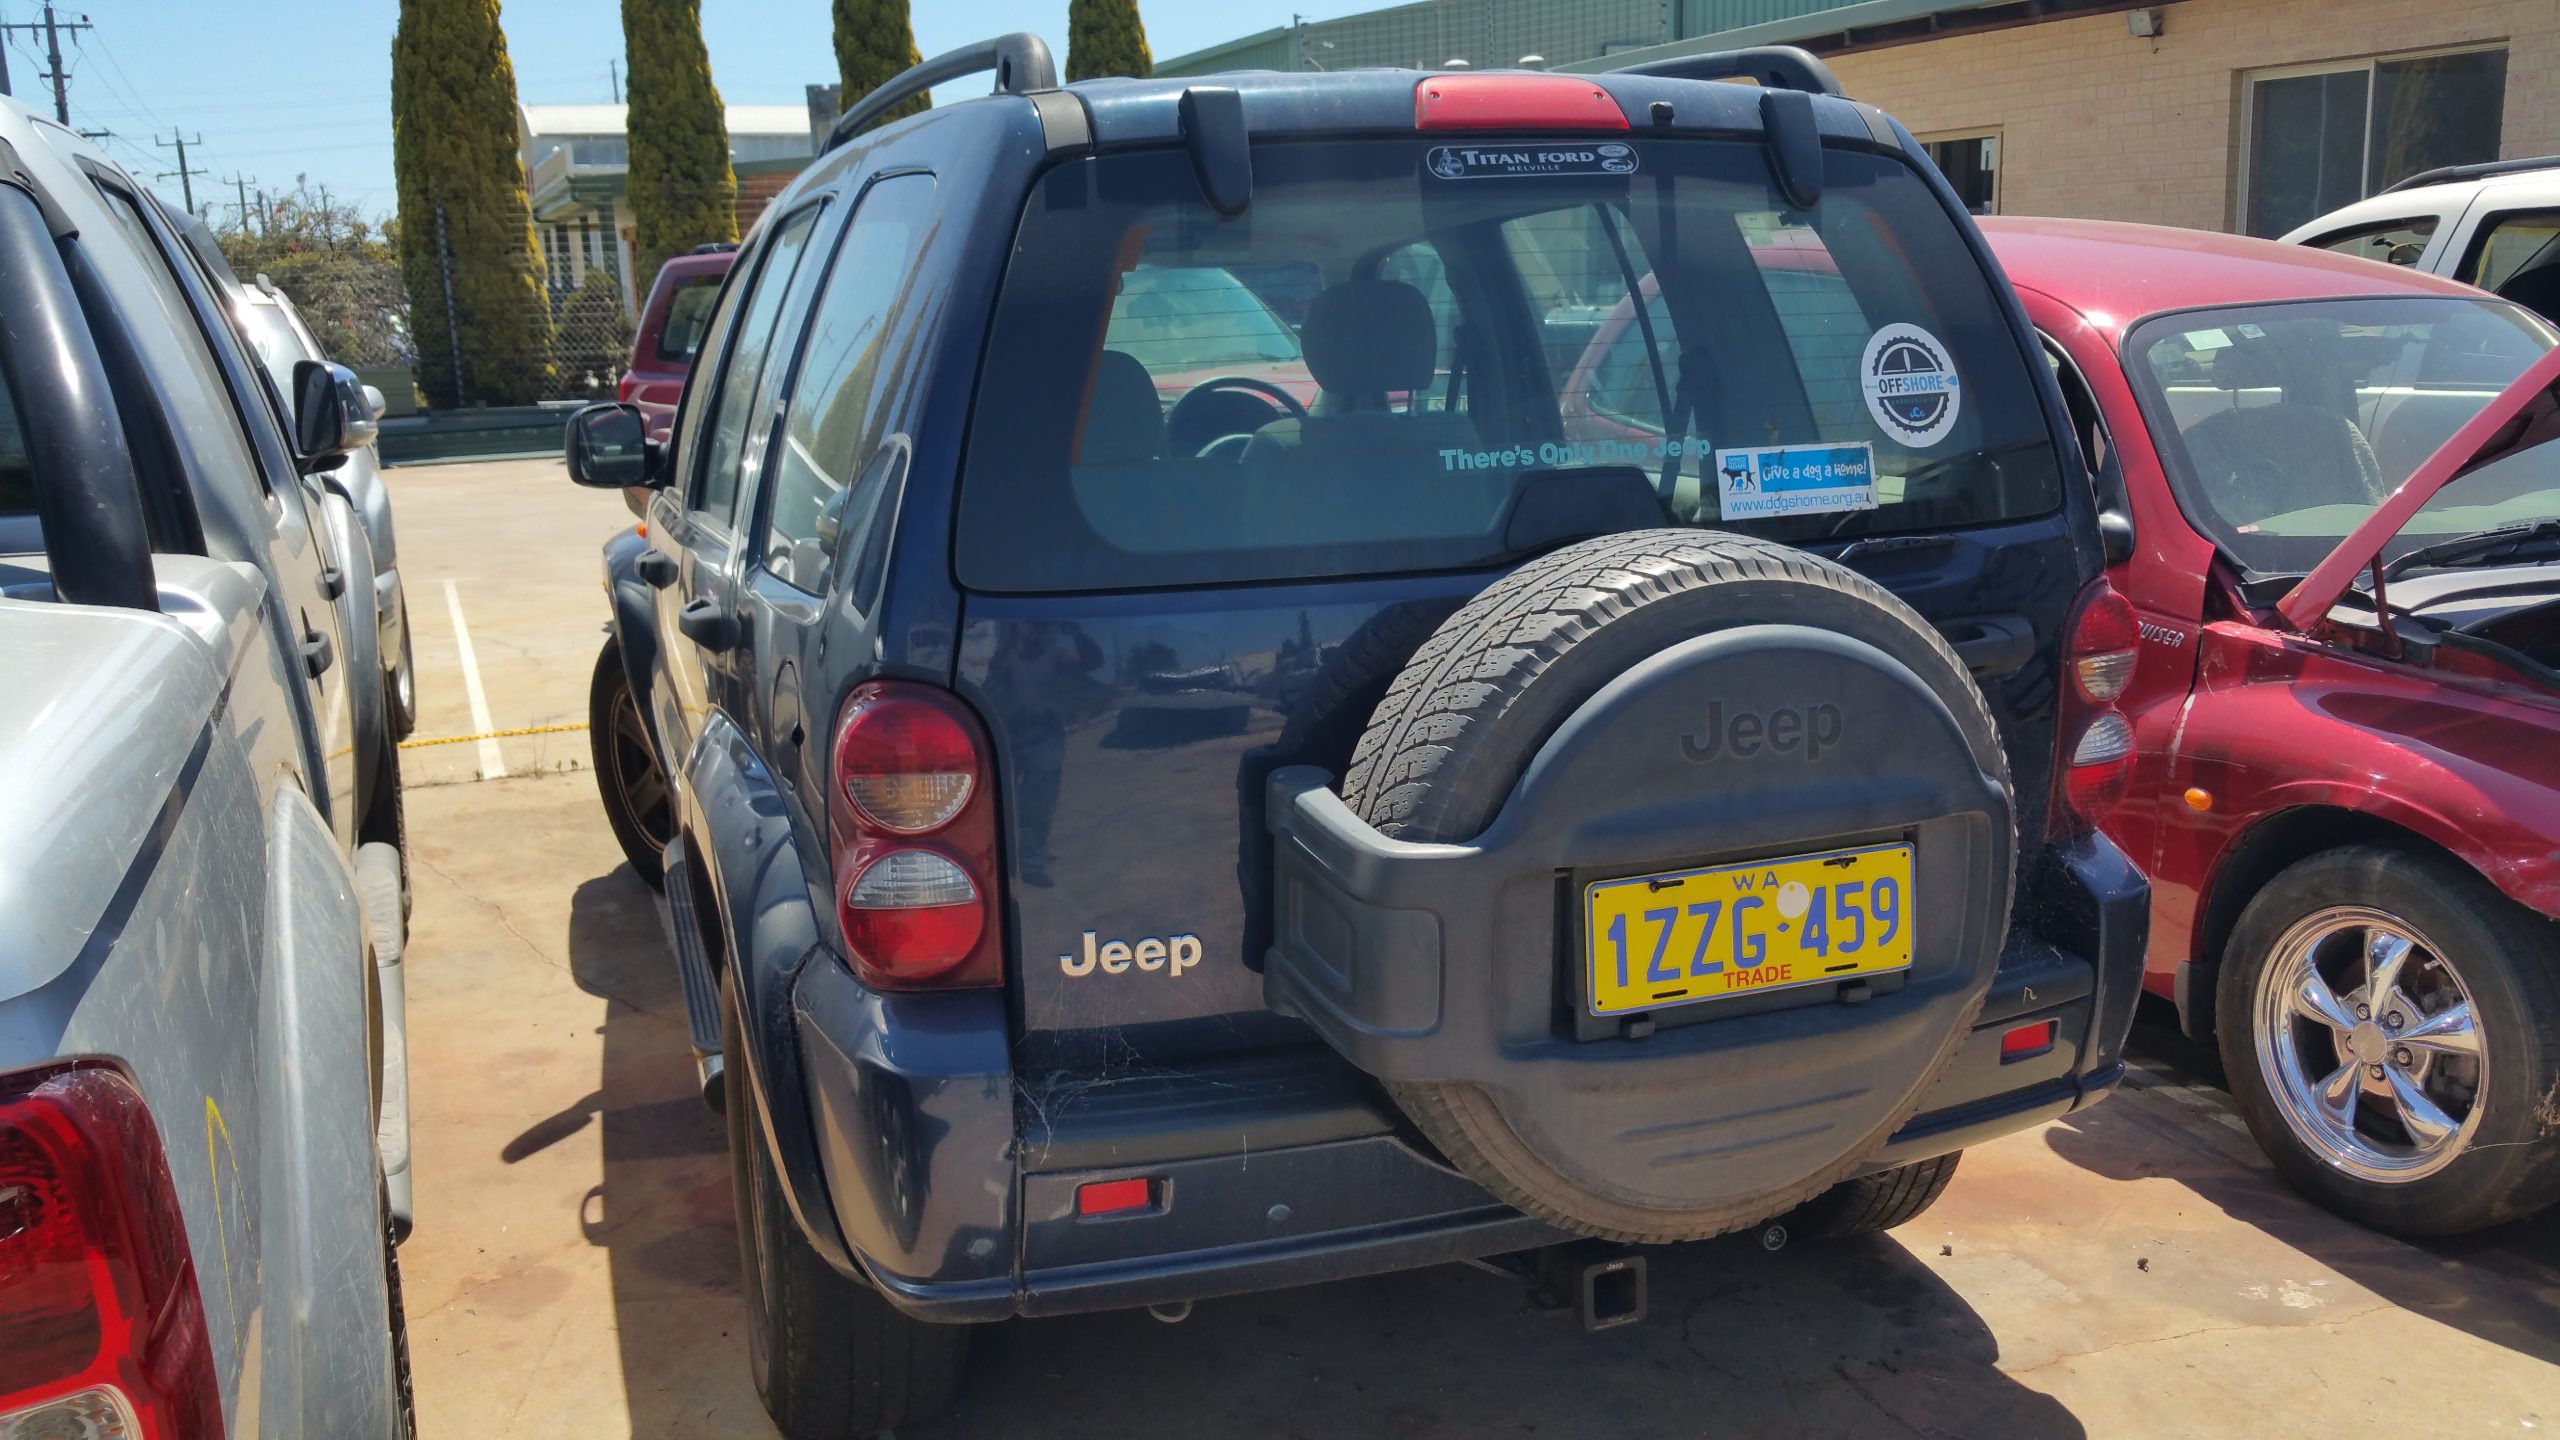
[2190,806,2475,1039]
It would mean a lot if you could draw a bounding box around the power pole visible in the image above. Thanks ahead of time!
[609,59,619,103]
[154,130,205,215]
[0,5,95,125]
[223,172,254,234]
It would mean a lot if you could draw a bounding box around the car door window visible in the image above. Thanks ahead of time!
[2309,216,2439,267]
[2460,209,2560,296]
[695,205,823,524]
[761,175,935,593]
[90,183,275,499]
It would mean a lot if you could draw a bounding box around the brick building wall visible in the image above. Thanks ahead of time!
[735,170,797,234]
[1825,0,2560,232]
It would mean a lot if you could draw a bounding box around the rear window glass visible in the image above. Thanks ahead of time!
[956,138,2065,592]
[656,276,722,365]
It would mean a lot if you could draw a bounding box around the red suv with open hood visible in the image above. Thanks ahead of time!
[1990,216,2560,1237]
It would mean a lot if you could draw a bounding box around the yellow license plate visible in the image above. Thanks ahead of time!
[1584,844,1915,1017]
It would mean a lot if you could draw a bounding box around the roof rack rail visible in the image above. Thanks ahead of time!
[2381,154,2560,195]
[825,32,1059,153]
[1607,45,1841,99]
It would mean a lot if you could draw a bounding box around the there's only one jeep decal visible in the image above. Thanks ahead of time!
[1059,931,1203,978]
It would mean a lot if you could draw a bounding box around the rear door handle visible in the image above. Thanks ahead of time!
[678,597,739,653]
[1938,614,2034,677]
[636,551,677,589]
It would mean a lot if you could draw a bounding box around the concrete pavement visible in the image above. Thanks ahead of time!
[385,458,2559,1439]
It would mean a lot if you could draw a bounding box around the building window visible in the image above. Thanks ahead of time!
[1920,132,1999,215]
[566,135,629,167]
[2242,47,2506,238]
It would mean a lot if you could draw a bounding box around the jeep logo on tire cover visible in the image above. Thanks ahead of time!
[1681,700,1845,761]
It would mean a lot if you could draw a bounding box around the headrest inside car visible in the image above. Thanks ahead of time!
[1302,279,1438,399]
[1079,349,1167,464]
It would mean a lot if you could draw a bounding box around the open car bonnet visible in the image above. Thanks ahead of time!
[2279,345,2560,630]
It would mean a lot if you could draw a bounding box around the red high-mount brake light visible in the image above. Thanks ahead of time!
[827,682,1004,990]
[0,1065,222,1440]
[2055,581,2140,828]
[1414,75,1629,131]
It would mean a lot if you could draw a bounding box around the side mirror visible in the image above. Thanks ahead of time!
[361,384,387,421]
[2098,507,2135,566]
[291,359,379,473]
[565,402,664,489]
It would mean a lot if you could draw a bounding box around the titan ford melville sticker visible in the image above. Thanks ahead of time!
[1425,142,1639,180]
[1860,323,1963,447]
[1713,441,1878,519]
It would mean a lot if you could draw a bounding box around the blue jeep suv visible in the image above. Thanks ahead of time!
[568,36,2149,1436]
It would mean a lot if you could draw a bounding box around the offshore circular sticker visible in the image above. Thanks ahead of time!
[1860,323,1963,447]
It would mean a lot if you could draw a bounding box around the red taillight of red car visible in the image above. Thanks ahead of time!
[827,682,1004,990]
[615,372,635,404]
[2057,583,2139,825]
[0,1065,223,1440]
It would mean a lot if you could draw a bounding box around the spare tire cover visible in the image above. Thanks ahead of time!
[1342,529,2014,1242]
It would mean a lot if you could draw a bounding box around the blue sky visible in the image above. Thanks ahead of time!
[33,0,1369,223]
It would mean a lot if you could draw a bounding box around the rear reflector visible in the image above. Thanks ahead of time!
[2001,1020,2058,1061]
[1075,1178,1155,1217]
[1414,75,1628,131]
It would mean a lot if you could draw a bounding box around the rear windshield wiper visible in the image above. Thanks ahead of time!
[2380,518,2560,581]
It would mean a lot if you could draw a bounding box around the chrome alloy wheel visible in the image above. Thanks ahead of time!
[2252,907,2486,1183]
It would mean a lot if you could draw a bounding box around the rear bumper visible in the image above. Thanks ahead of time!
[792,824,2144,1324]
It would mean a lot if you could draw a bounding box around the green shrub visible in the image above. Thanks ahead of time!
[1067,0,1153,82]
[834,0,927,126]
[390,0,551,406]
[622,0,739,284]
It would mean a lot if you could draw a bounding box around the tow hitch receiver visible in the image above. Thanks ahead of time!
[1547,1243,1648,1331]
[1470,1242,1649,1331]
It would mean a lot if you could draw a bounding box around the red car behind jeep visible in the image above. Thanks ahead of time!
[1989,217,2560,1237]
[618,247,734,441]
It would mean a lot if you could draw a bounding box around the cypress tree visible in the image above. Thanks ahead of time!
[1066,0,1153,82]
[833,0,927,126]
[390,0,551,407]
[622,0,739,284]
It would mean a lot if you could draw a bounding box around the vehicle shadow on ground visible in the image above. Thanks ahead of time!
[910,1230,2084,1440]
[2047,1004,2560,1369]
[547,866,779,1438]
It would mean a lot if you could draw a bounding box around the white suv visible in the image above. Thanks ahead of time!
[2283,156,2560,323]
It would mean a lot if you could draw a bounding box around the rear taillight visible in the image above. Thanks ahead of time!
[827,682,1003,990]
[615,372,635,404]
[0,1065,222,1440]
[1414,74,1630,130]
[2056,583,2139,829]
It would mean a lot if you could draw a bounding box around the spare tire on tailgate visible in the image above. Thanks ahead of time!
[1316,529,2014,1243]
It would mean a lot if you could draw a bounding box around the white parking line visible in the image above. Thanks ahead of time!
[442,580,508,780]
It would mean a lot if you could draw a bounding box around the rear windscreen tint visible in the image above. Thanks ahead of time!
[955,139,2064,593]
[655,276,722,365]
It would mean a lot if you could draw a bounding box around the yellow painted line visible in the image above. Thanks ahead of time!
[399,721,589,750]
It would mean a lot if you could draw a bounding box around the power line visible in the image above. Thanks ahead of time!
[153,129,203,214]
[0,3,94,124]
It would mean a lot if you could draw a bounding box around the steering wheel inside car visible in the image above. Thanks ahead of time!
[1165,376,1311,459]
